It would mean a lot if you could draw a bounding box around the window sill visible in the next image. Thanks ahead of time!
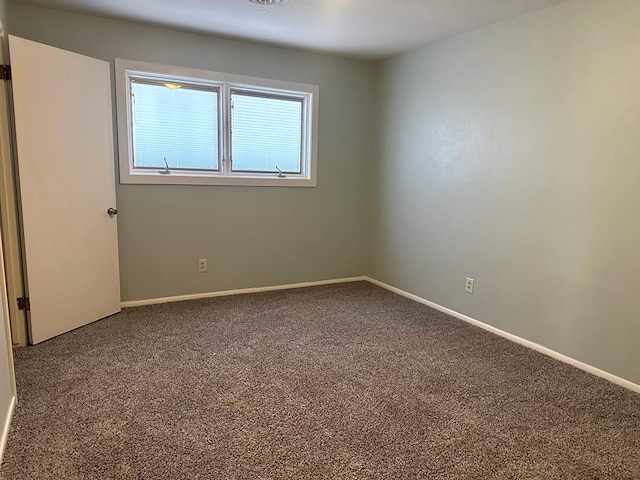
[119,171,317,187]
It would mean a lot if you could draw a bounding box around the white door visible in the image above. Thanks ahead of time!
[9,36,120,344]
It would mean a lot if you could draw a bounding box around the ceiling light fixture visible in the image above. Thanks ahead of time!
[249,0,288,12]
[164,83,182,89]
[249,0,288,5]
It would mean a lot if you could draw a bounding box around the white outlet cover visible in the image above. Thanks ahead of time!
[465,277,474,294]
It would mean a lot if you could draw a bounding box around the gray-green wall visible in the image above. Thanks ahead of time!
[7,3,375,301]
[371,0,640,384]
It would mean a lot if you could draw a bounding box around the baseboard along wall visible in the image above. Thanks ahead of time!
[0,395,16,463]
[121,275,640,394]
[120,277,367,308]
[365,276,640,395]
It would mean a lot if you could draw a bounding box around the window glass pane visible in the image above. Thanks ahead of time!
[132,81,218,170]
[231,93,302,173]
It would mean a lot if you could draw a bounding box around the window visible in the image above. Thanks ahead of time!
[115,60,318,186]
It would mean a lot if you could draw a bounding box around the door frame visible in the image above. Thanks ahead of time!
[0,30,28,348]
[0,20,18,398]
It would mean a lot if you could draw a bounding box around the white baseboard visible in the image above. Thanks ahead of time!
[121,276,367,308]
[0,394,15,463]
[365,276,640,395]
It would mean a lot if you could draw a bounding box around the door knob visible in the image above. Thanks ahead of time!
[107,208,118,217]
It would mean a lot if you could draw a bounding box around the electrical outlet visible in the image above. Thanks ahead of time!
[465,277,474,294]
[198,258,207,273]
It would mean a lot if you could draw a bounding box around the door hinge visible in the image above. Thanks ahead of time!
[17,297,30,311]
[0,65,11,81]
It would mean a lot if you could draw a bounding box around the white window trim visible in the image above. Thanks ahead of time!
[115,59,319,187]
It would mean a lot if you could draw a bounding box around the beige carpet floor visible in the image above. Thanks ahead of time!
[1,281,638,479]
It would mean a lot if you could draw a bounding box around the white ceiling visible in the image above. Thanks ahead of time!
[11,0,568,59]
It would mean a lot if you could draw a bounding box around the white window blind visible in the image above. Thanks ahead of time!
[231,92,303,173]
[132,81,219,171]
